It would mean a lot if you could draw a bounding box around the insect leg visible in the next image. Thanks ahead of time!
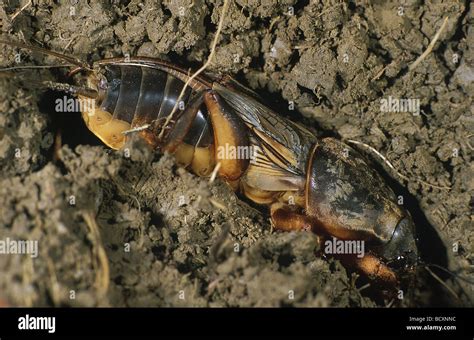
[270,202,313,232]
[160,93,216,175]
[161,93,205,153]
[342,253,398,286]
[203,91,250,184]
[270,203,391,283]
[272,200,398,285]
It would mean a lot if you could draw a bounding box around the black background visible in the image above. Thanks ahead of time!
[0,307,472,339]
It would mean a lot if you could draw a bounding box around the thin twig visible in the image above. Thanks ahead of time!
[409,16,449,72]
[347,139,410,179]
[357,283,371,292]
[371,64,389,81]
[122,124,151,135]
[156,0,230,141]
[10,0,32,22]
[347,139,451,190]
[46,258,61,306]
[81,211,110,300]
[466,134,474,151]
[62,37,75,53]
[209,197,226,210]
[424,265,459,300]
[209,162,222,184]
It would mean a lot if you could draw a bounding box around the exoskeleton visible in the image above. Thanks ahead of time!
[1,40,419,287]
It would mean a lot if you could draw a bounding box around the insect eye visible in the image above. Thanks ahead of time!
[98,78,108,90]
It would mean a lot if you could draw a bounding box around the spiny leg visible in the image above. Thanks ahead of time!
[280,205,399,286]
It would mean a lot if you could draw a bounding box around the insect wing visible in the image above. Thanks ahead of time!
[213,82,316,176]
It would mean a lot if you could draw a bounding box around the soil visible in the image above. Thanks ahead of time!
[0,0,472,307]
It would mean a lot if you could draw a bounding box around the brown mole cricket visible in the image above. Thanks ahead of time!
[0,40,419,288]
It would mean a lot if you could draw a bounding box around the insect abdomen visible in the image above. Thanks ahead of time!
[81,64,215,175]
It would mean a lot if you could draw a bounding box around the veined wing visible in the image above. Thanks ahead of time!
[213,82,317,176]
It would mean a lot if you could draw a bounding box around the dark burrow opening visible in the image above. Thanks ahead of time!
[38,89,103,150]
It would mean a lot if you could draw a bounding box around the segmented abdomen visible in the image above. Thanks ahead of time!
[81,64,216,175]
[102,64,212,147]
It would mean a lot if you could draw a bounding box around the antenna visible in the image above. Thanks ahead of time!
[0,39,92,71]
